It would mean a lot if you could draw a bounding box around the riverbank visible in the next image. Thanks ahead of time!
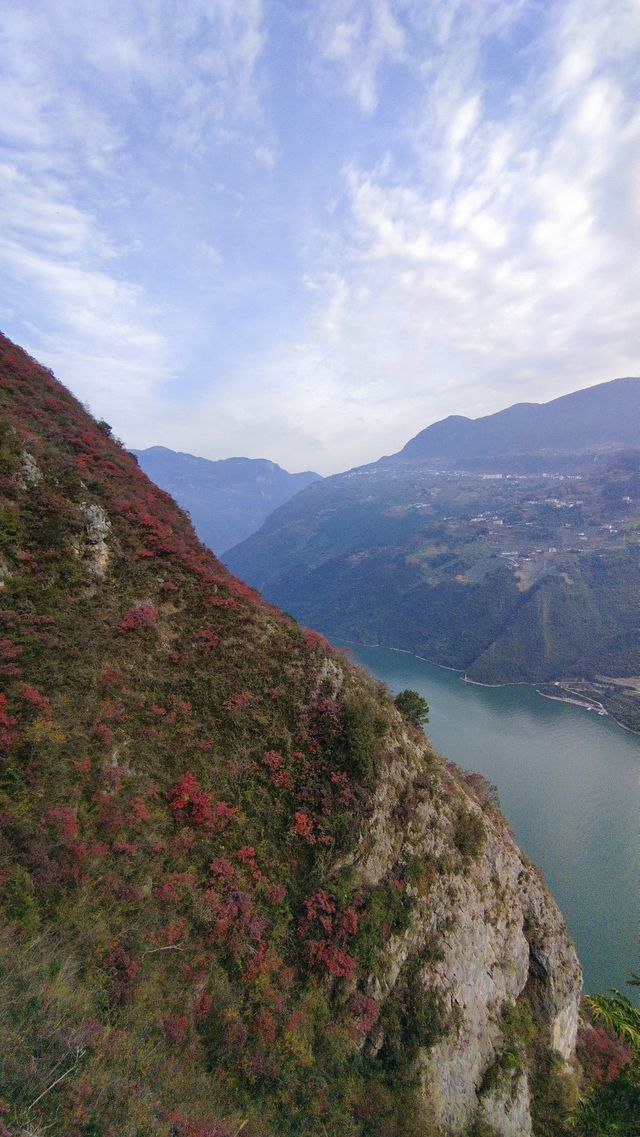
[537,690,607,714]
[331,634,639,735]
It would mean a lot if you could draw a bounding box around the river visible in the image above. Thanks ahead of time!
[340,642,639,998]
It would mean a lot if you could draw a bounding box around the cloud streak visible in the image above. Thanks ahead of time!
[0,0,267,423]
[256,0,640,469]
[0,0,638,473]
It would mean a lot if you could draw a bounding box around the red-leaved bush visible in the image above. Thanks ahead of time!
[118,604,158,632]
[578,1023,633,1084]
[167,772,237,830]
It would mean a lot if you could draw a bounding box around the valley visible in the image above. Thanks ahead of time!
[227,455,640,729]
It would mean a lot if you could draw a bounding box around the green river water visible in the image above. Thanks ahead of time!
[341,642,639,998]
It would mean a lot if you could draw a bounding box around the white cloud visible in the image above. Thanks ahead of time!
[252,0,639,470]
[309,0,407,111]
[0,0,638,475]
[0,0,268,426]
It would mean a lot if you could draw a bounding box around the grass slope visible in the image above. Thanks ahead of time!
[0,334,461,1137]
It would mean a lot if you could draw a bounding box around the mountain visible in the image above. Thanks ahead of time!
[0,331,581,1136]
[226,381,640,730]
[132,445,320,555]
[391,377,640,468]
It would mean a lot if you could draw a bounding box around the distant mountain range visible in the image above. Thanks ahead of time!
[226,377,640,730]
[132,446,320,554]
[389,376,640,469]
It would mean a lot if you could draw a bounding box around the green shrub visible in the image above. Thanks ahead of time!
[3,865,40,931]
[379,974,446,1068]
[342,700,385,780]
[354,882,416,970]
[394,689,429,728]
[453,808,485,860]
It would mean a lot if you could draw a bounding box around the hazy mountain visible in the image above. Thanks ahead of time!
[0,331,582,1135]
[226,379,640,729]
[391,376,640,467]
[132,445,320,554]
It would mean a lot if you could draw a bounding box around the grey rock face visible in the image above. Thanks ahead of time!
[19,450,43,487]
[78,501,111,583]
[342,720,581,1136]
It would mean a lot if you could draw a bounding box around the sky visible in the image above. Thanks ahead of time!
[1,0,639,475]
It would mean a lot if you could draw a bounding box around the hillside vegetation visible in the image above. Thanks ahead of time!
[0,334,581,1137]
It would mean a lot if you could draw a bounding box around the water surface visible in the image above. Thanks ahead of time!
[342,642,639,997]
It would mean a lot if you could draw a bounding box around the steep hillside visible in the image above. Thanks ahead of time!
[393,378,640,467]
[226,436,640,730]
[0,334,580,1137]
[132,446,320,554]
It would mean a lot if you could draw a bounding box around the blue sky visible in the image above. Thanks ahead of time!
[1,0,639,474]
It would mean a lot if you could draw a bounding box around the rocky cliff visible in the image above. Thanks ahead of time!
[0,333,580,1137]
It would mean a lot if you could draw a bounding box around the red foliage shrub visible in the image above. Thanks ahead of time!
[15,681,51,717]
[306,940,356,980]
[348,992,380,1034]
[209,857,235,880]
[93,721,113,745]
[235,845,261,881]
[463,771,500,809]
[167,772,237,830]
[315,696,340,722]
[128,797,150,824]
[223,691,253,711]
[578,1024,633,1084]
[118,604,158,632]
[0,638,22,661]
[298,890,357,979]
[156,918,187,945]
[156,873,194,902]
[163,1014,190,1043]
[292,811,315,841]
[264,883,286,905]
[303,629,328,650]
[256,1009,278,1046]
[262,749,283,773]
[193,627,220,652]
[42,805,79,839]
[113,840,138,856]
[0,693,19,747]
[263,750,292,790]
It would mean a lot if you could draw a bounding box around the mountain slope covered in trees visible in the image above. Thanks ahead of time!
[226,383,640,730]
[0,333,584,1136]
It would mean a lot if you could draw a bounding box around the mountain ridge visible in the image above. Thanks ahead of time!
[226,379,640,730]
[389,376,640,466]
[132,444,321,555]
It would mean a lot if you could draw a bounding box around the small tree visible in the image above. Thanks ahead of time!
[394,690,429,728]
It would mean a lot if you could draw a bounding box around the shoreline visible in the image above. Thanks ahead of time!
[537,691,607,714]
[332,634,639,736]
